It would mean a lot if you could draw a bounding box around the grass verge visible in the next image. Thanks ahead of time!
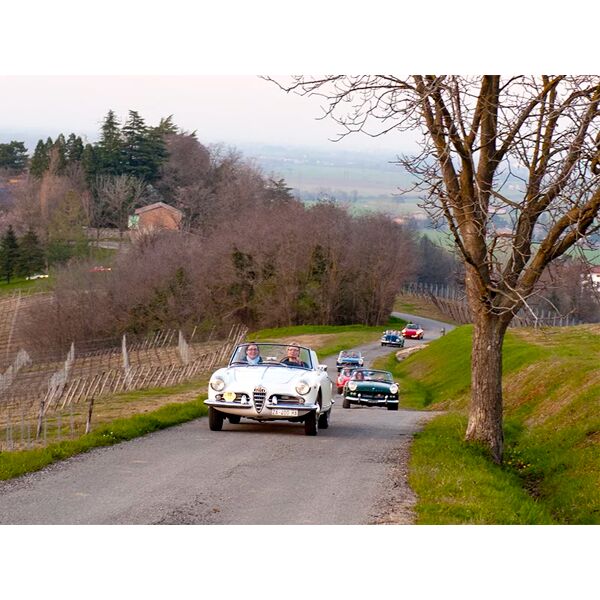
[380,324,600,524]
[0,397,208,481]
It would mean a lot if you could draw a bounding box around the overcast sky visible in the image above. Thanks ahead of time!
[0,75,415,154]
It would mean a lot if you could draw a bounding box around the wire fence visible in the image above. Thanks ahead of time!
[401,282,582,328]
[0,322,247,452]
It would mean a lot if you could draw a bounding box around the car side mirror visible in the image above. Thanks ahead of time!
[318,364,328,372]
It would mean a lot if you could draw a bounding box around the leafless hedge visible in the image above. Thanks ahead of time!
[14,201,418,355]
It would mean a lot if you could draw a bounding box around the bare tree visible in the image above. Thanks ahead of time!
[269,75,600,462]
[94,174,147,237]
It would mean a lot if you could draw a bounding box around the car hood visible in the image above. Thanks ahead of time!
[353,381,394,393]
[225,365,307,386]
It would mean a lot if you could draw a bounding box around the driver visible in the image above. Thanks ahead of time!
[280,344,308,368]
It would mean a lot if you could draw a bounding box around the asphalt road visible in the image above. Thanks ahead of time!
[0,314,451,524]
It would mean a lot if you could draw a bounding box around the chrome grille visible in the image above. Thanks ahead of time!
[253,386,266,412]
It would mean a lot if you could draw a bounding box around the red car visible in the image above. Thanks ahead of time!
[336,368,354,394]
[401,322,424,340]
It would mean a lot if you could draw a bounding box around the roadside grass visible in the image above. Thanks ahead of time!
[0,399,208,481]
[0,378,209,481]
[380,324,600,524]
[410,413,555,524]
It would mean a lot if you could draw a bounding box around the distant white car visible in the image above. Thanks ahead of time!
[25,273,48,280]
[205,342,334,435]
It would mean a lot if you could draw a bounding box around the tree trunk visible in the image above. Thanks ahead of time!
[465,305,509,463]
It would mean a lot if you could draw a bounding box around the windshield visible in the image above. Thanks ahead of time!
[229,342,312,369]
[350,369,393,383]
[339,351,360,359]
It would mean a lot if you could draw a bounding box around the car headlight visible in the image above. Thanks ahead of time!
[210,377,226,392]
[348,381,357,391]
[295,381,310,395]
[389,384,399,394]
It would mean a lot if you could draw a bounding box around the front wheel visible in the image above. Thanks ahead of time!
[209,407,224,431]
[318,408,330,429]
[304,411,318,436]
[343,397,351,409]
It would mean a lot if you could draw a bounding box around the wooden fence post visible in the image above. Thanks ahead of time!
[36,397,46,439]
[85,397,95,434]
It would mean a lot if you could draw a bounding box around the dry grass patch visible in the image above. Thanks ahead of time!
[274,334,339,348]
[90,385,205,423]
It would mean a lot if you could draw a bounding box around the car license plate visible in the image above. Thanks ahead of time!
[272,408,298,416]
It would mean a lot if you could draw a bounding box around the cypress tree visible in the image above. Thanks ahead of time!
[0,225,20,283]
[30,139,50,178]
[81,142,98,181]
[65,133,84,164]
[122,111,167,182]
[156,115,178,135]
[16,228,46,277]
[97,110,123,175]
[51,134,68,174]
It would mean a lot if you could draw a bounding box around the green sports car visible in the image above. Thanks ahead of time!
[342,368,399,411]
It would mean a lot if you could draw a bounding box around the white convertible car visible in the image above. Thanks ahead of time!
[205,342,334,435]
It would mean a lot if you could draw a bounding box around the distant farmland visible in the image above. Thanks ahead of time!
[252,147,426,217]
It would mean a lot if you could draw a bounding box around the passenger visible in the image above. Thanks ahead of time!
[353,371,365,381]
[281,344,308,368]
[244,343,263,365]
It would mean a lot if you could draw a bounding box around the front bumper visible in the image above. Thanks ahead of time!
[204,398,319,417]
[344,395,399,407]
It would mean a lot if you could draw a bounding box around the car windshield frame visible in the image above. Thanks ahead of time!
[229,342,313,370]
[350,369,394,383]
